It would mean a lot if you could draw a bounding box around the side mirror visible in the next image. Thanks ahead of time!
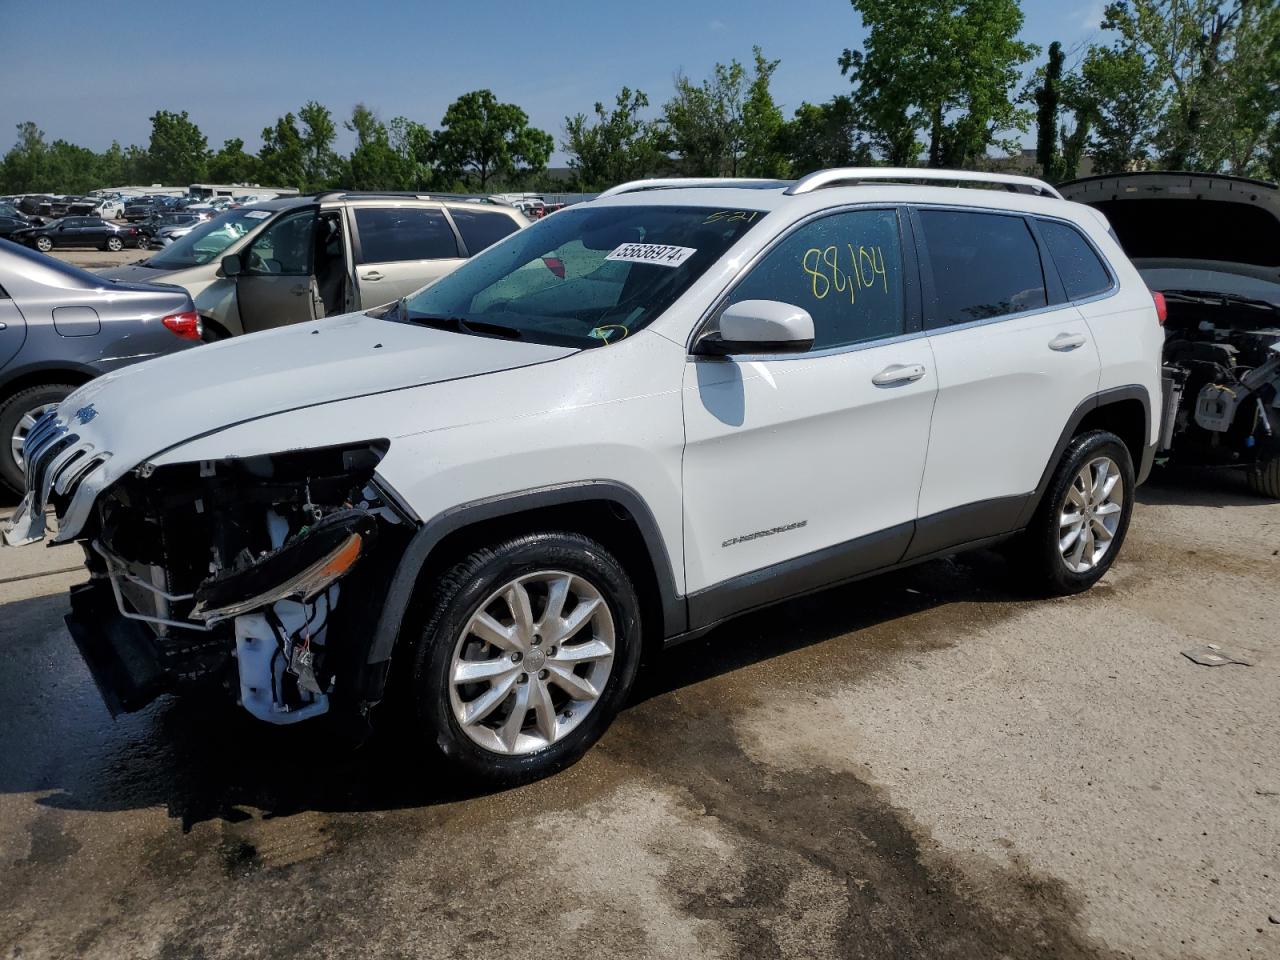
[220,254,242,278]
[696,299,815,356]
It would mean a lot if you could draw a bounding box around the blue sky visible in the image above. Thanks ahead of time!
[1,0,1111,163]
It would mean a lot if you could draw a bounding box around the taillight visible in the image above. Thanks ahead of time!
[1151,290,1167,325]
[162,310,202,340]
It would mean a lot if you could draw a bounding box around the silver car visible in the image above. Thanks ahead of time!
[0,239,199,492]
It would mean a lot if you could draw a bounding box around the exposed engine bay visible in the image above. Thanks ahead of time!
[1059,173,1280,489]
[1159,292,1280,468]
[66,441,412,722]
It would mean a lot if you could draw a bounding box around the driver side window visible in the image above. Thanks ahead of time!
[245,209,315,276]
[724,208,906,351]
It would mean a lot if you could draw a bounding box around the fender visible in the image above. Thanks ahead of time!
[1014,384,1154,529]
[364,479,687,678]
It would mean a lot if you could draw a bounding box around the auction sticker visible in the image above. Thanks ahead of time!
[606,242,697,267]
[243,210,272,219]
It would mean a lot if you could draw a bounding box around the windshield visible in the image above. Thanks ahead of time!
[144,207,271,269]
[401,204,766,348]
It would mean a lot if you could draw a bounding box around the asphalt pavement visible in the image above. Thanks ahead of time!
[0,464,1277,960]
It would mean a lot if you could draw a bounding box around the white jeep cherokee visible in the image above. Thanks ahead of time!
[6,169,1164,783]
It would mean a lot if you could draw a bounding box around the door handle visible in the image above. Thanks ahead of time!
[1049,332,1087,351]
[290,284,308,296]
[361,271,384,281]
[0,322,6,331]
[872,363,926,386]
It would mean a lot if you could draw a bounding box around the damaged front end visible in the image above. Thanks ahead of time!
[61,440,413,724]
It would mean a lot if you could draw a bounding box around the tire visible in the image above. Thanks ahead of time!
[411,531,643,785]
[0,384,75,494]
[1247,457,1280,499]
[1015,429,1135,596]
[105,236,123,252]
[34,237,52,253]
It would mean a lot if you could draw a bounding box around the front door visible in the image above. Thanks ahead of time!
[236,206,320,332]
[681,207,937,626]
[350,205,465,307]
[907,207,1101,557]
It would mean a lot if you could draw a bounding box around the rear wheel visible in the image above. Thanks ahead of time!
[411,531,642,784]
[1247,457,1280,499]
[1016,430,1135,595]
[0,384,74,493]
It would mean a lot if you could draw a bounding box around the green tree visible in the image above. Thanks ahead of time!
[389,116,436,189]
[298,100,340,190]
[1076,44,1164,174]
[563,87,664,190]
[741,48,788,177]
[0,121,49,192]
[1033,41,1067,180]
[345,103,410,190]
[1100,0,1280,174]
[781,97,872,175]
[145,110,208,184]
[207,137,262,183]
[258,113,307,189]
[840,0,1038,167]
[435,90,554,189]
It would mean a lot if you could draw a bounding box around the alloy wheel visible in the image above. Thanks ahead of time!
[1059,456,1124,573]
[448,570,616,756]
[11,402,58,471]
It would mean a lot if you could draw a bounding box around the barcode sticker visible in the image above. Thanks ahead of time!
[606,243,697,268]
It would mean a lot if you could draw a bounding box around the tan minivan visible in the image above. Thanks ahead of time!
[97,192,529,338]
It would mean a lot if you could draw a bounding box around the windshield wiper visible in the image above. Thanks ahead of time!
[1160,289,1280,312]
[405,312,523,339]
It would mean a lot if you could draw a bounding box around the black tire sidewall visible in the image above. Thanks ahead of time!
[1030,430,1136,595]
[0,384,74,493]
[413,532,643,784]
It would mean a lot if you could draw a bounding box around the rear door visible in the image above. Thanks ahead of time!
[235,205,320,332]
[908,206,1100,557]
[350,205,464,306]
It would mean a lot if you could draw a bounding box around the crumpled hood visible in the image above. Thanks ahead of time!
[10,311,575,543]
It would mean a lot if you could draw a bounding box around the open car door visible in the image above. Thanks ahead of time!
[234,205,320,332]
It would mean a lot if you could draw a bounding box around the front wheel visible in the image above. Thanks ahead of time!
[105,236,123,252]
[1015,430,1135,595]
[34,237,52,253]
[411,531,642,784]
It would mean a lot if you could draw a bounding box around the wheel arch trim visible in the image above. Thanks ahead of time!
[1015,384,1152,529]
[366,479,686,669]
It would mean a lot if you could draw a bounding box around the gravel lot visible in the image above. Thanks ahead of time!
[0,467,1276,960]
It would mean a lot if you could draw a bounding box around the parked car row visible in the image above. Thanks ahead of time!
[5,216,144,252]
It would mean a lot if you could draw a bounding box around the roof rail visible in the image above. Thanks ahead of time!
[597,177,788,199]
[785,168,1063,199]
[310,190,503,204]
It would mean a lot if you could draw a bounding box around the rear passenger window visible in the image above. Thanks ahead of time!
[355,207,459,264]
[1040,219,1112,300]
[724,208,905,350]
[451,208,521,254]
[919,210,1047,327]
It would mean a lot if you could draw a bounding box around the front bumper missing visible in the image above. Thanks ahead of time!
[65,580,169,716]
[3,493,45,546]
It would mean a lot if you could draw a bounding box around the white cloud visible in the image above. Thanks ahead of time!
[708,19,726,32]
